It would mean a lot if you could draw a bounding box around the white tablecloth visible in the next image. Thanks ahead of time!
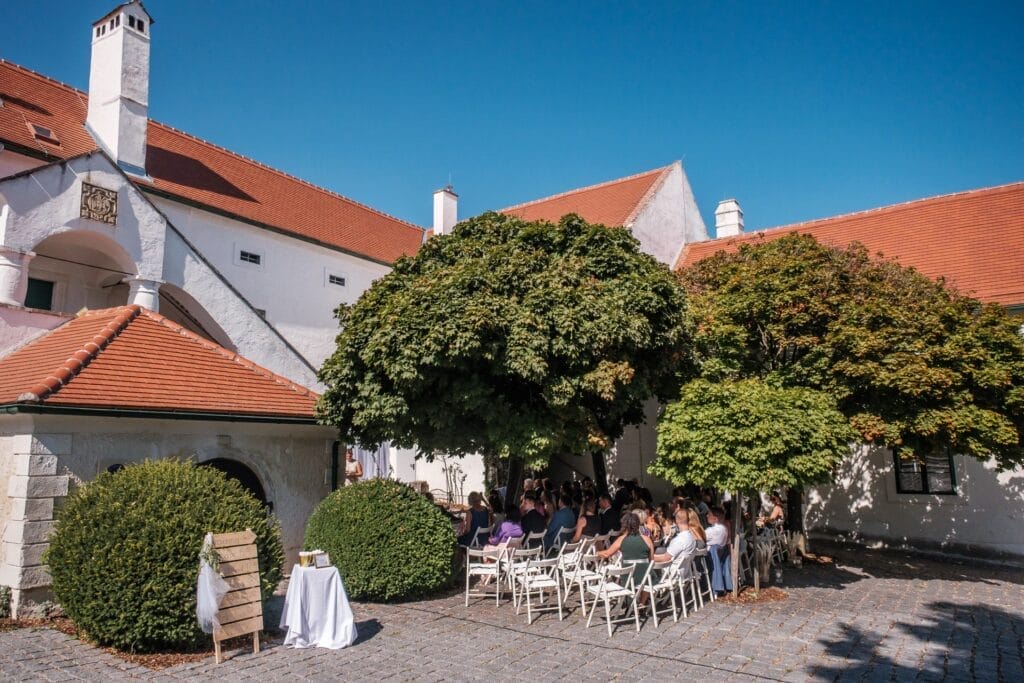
[280,565,358,649]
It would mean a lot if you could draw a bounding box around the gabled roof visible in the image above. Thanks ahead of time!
[500,164,673,227]
[676,182,1024,307]
[0,305,318,420]
[0,59,425,265]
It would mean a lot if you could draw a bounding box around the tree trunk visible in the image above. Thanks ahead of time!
[591,450,610,497]
[731,491,741,598]
[749,491,760,592]
[504,456,524,508]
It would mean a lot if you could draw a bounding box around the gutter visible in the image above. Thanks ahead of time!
[0,403,320,425]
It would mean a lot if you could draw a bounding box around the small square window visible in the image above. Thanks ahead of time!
[893,448,957,495]
[25,278,54,311]
[138,19,145,33]
[128,15,136,28]
[328,274,346,287]
[239,250,262,265]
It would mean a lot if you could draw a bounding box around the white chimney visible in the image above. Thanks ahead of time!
[86,1,153,177]
[432,185,458,236]
[715,198,744,238]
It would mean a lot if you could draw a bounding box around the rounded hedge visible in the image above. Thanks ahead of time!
[304,479,456,601]
[45,460,283,652]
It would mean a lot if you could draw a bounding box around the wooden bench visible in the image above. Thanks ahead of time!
[210,529,263,664]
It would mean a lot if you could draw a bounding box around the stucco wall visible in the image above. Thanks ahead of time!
[629,162,708,267]
[152,196,394,369]
[806,444,1024,558]
[1,413,337,567]
[0,151,44,180]
[0,304,71,357]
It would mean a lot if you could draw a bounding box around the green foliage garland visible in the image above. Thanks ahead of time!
[45,460,283,652]
[303,479,456,601]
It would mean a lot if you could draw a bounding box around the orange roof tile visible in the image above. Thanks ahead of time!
[676,183,1024,307]
[0,305,318,419]
[0,60,424,264]
[501,165,672,227]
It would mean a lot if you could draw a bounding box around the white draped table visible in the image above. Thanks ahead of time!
[280,565,358,649]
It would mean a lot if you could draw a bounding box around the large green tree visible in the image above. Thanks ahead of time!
[676,234,1024,469]
[655,234,1024,593]
[317,212,693,496]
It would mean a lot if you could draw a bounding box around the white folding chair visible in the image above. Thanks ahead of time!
[469,524,493,549]
[515,557,564,624]
[562,543,603,614]
[464,547,505,606]
[585,562,649,636]
[522,530,545,549]
[644,558,680,626]
[546,526,575,557]
[693,548,714,605]
[502,546,544,606]
[590,533,610,551]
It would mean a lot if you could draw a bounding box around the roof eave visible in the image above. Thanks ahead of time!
[0,402,320,425]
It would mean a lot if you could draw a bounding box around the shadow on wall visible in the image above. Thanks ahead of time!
[808,600,1024,681]
[806,443,1024,557]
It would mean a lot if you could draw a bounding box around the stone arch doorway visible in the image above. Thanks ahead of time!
[200,458,270,510]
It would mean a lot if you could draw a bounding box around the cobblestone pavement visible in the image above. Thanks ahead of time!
[1,541,1021,682]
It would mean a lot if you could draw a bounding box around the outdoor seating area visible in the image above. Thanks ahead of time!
[458,478,793,636]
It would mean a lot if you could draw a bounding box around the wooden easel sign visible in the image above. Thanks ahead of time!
[210,529,263,664]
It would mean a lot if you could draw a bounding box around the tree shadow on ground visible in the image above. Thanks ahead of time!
[808,600,1024,681]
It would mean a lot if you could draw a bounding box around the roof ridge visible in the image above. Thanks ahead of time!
[500,163,674,213]
[0,58,88,99]
[149,122,426,234]
[138,308,318,399]
[756,180,1024,235]
[18,305,141,403]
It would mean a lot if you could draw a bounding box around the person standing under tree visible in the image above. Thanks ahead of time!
[344,448,363,485]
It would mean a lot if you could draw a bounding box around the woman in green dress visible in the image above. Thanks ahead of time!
[597,511,654,603]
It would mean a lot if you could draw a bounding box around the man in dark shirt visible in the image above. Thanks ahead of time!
[520,492,547,546]
[597,493,619,535]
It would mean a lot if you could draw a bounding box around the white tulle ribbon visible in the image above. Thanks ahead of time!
[196,532,230,634]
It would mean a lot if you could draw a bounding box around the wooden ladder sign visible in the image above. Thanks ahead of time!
[211,529,263,664]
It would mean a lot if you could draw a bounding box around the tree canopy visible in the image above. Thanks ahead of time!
[669,234,1024,472]
[317,212,692,467]
[651,378,856,491]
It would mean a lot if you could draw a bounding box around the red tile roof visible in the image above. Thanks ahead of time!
[501,164,673,227]
[0,60,425,264]
[676,183,1024,307]
[0,305,318,419]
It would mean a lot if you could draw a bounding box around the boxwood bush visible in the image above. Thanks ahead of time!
[304,479,456,601]
[45,460,283,652]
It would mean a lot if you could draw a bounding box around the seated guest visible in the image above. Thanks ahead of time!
[486,504,524,548]
[520,492,547,543]
[598,494,618,534]
[705,506,732,595]
[488,490,505,525]
[571,497,601,542]
[654,510,697,562]
[687,508,707,547]
[598,512,654,603]
[457,491,492,546]
[544,493,577,551]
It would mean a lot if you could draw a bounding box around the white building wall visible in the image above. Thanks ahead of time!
[806,444,1024,558]
[0,151,44,180]
[0,305,70,358]
[150,197,392,369]
[628,161,708,267]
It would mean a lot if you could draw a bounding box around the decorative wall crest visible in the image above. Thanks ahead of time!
[80,182,118,225]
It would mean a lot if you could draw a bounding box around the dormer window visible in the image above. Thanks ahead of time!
[129,15,136,28]
[28,123,60,146]
[138,19,145,33]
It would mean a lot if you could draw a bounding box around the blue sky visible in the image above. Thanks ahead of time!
[5,1,1023,233]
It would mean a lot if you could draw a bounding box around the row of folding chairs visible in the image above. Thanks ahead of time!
[464,536,717,636]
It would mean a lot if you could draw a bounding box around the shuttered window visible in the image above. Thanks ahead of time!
[893,448,957,495]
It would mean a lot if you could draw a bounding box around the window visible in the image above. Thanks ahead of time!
[25,278,54,310]
[114,15,120,27]
[328,274,346,287]
[138,19,145,33]
[893,448,957,495]
[96,26,101,37]
[239,250,261,265]
[128,15,136,28]
[28,123,59,145]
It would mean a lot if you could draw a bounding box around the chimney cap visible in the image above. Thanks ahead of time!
[93,1,154,28]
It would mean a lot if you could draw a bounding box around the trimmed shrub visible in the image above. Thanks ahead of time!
[45,460,283,652]
[304,479,456,601]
